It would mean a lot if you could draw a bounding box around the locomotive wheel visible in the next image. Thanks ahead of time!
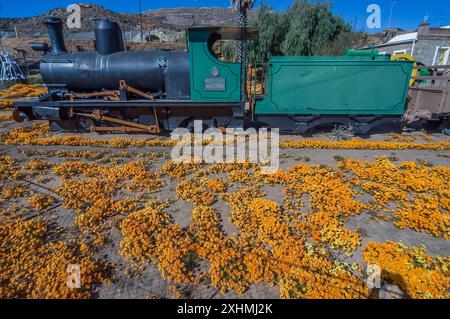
[181,118,218,133]
[50,120,87,133]
[423,119,449,132]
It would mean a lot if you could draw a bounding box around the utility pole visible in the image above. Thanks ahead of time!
[139,0,144,42]
[232,1,254,116]
[387,0,397,29]
[0,5,2,49]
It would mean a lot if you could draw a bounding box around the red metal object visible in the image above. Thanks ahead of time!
[404,65,450,123]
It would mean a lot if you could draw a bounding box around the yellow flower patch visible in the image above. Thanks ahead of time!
[20,149,105,159]
[162,160,201,179]
[0,156,23,181]
[28,194,55,211]
[280,253,371,299]
[1,121,448,151]
[363,241,450,299]
[0,218,110,298]
[198,177,228,193]
[0,99,14,109]
[156,224,199,284]
[0,113,12,120]
[280,138,449,150]
[227,169,255,185]
[119,209,172,262]
[176,179,216,206]
[339,157,449,238]
[0,83,47,98]
[22,159,52,171]
[0,84,48,111]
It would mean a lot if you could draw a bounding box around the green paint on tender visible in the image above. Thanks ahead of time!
[256,54,413,115]
[188,29,241,102]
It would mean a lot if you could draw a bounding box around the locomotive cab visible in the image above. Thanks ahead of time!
[187,27,258,103]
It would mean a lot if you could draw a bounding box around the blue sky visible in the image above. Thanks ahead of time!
[0,0,449,32]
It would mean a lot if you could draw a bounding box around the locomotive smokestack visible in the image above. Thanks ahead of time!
[44,17,67,55]
[94,19,125,55]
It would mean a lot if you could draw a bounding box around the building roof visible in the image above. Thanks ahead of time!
[386,25,450,45]
[387,32,418,44]
[364,25,450,49]
[187,27,259,40]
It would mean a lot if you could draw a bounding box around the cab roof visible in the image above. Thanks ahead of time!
[187,26,259,40]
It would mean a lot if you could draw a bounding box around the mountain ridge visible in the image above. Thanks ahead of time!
[0,3,244,38]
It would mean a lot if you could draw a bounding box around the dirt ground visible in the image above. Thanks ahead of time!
[0,113,449,299]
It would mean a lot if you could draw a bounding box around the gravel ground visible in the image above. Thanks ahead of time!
[0,115,449,299]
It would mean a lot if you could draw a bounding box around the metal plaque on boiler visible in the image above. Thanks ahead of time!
[205,77,226,91]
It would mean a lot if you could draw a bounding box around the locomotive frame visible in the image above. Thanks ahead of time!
[12,17,449,134]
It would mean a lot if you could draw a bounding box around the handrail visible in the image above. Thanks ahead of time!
[415,65,450,70]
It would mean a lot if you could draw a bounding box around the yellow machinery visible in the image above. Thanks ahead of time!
[391,53,417,87]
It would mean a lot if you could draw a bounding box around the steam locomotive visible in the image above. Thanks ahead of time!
[11,17,449,134]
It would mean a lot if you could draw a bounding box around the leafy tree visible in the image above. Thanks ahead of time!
[221,0,356,63]
[215,3,285,64]
[281,0,352,56]
[247,3,287,64]
[315,30,353,56]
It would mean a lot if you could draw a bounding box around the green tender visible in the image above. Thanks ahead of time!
[256,55,413,115]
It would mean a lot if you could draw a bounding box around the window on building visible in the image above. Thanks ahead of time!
[393,49,408,55]
[433,47,450,66]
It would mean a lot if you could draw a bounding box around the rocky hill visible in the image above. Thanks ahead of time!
[143,7,241,29]
[0,3,244,39]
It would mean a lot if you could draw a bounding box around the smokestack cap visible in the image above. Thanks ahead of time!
[44,16,64,25]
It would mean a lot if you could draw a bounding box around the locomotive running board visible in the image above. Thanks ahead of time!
[14,100,242,108]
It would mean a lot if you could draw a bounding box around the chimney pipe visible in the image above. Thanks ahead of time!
[418,22,430,37]
[44,16,67,55]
